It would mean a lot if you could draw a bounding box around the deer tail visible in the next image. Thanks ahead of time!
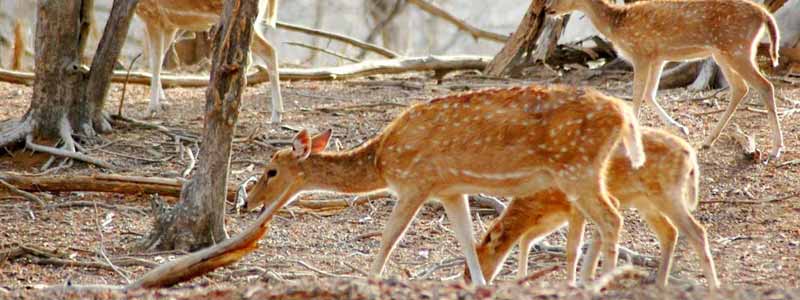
[620,106,645,169]
[765,12,780,67]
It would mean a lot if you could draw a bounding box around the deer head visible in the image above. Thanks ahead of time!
[244,129,332,210]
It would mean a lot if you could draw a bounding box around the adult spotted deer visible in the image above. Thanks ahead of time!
[467,128,719,288]
[244,85,645,285]
[546,0,784,160]
[135,0,284,122]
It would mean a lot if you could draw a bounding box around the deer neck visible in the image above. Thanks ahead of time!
[301,138,386,194]
[579,0,622,38]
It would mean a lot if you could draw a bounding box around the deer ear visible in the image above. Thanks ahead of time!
[292,129,312,159]
[310,129,333,153]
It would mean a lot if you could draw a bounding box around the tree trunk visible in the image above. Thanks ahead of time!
[0,0,139,159]
[484,0,564,77]
[141,0,258,251]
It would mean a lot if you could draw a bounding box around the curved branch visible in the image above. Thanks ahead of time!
[25,135,114,169]
[276,21,400,58]
[406,0,508,43]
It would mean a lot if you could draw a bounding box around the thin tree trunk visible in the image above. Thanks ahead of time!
[141,0,258,251]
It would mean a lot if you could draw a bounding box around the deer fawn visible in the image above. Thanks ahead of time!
[244,85,645,285]
[467,128,719,288]
[135,0,284,122]
[546,0,784,160]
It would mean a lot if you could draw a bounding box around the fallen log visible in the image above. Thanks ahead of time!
[0,173,237,202]
[128,196,280,288]
[0,55,491,87]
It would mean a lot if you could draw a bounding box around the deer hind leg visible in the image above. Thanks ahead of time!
[720,53,783,160]
[566,182,622,279]
[659,195,720,289]
[144,23,167,117]
[369,189,427,277]
[158,29,178,103]
[640,209,678,287]
[251,28,284,123]
[637,60,689,135]
[702,58,749,151]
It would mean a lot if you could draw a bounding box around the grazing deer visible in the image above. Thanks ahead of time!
[244,85,645,285]
[135,0,284,122]
[546,0,784,160]
[467,128,719,288]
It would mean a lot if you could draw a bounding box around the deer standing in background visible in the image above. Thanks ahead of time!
[135,0,284,122]
[546,0,784,160]
[243,85,646,285]
[467,128,719,289]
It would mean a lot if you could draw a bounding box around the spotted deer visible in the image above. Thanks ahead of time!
[243,85,645,285]
[467,128,719,288]
[135,0,283,122]
[546,0,784,160]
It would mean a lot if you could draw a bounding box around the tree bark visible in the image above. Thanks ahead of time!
[0,0,139,160]
[484,0,563,77]
[141,0,258,251]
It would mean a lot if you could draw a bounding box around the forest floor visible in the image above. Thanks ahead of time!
[1,67,799,299]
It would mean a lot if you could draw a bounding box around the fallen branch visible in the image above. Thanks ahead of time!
[48,200,148,215]
[0,173,234,202]
[0,55,491,87]
[533,242,658,268]
[0,178,46,207]
[586,265,647,293]
[406,0,507,43]
[285,42,360,63]
[289,259,360,279]
[275,21,399,59]
[699,190,799,205]
[730,123,760,161]
[25,135,114,169]
[128,193,284,289]
[516,265,559,284]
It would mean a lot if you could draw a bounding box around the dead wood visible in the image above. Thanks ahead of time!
[406,0,507,43]
[128,198,280,289]
[484,0,561,76]
[285,42,361,63]
[12,19,24,71]
[0,173,237,202]
[276,21,400,59]
[0,178,45,207]
[516,265,560,284]
[0,56,490,87]
[730,124,760,161]
[700,190,799,205]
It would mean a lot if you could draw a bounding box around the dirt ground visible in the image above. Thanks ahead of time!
[0,67,799,299]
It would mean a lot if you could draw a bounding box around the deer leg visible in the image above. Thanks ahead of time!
[644,61,689,135]
[580,229,602,283]
[439,194,486,285]
[369,190,427,277]
[564,208,587,285]
[701,59,749,151]
[144,23,166,117]
[631,61,649,118]
[252,28,284,124]
[723,54,784,160]
[568,185,622,279]
[158,28,178,104]
[661,197,720,289]
[641,210,677,288]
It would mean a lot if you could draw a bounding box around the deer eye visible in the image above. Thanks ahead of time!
[267,169,278,177]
